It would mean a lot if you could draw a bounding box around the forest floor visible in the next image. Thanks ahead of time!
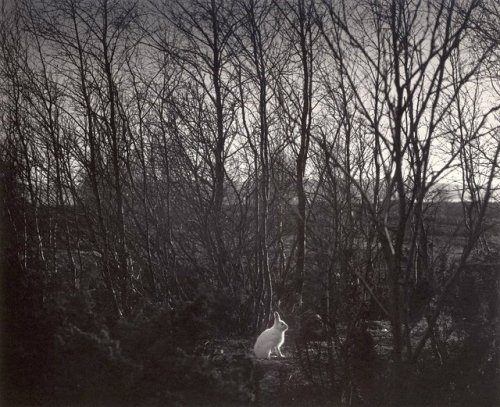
[203,318,491,406]
[206,321,397,406]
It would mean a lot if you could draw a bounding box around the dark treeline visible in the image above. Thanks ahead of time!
[1,0,499,406]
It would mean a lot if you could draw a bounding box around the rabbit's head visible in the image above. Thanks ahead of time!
[273,312,288,332]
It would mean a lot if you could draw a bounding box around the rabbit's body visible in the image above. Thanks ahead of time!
[253,312,288,359]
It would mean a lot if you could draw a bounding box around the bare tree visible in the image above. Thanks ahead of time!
[316,0,500,367]
[150,0,240,288]
[275,0,318,307]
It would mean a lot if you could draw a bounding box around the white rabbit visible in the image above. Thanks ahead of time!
[253,312,288,359]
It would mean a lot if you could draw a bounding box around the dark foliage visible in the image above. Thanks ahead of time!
[1,259,257,406]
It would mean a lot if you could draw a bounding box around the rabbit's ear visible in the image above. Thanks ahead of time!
[274,312,280,320]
